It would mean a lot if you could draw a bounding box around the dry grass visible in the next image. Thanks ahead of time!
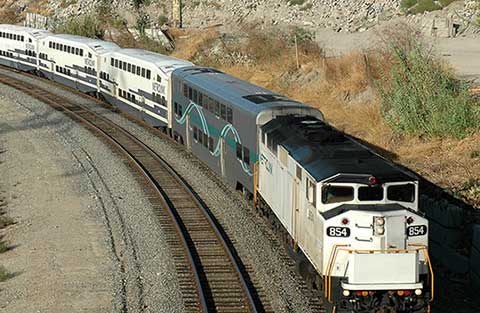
[0,7,18,24]
[172,26,480,207]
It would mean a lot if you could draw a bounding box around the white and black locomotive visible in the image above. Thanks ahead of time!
[0,24,434,313]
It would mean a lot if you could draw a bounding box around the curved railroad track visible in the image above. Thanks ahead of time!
[0,71,266,313]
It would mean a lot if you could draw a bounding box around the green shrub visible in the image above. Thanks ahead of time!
[411,0,441,14]
[0,266,12,282]
[439,0,456,7]
[401,0,418,11]
[136,13,151,37]
[0,216,14,229]
[158,15,169,26]
[378,37,480,138]
[287,0,307,6]
[0,240,8,253]
[54,14,104,39]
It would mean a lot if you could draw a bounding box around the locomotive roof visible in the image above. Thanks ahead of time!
[46,34,120,52]
[173,67,309,115]
[262,115,416,183]
[112,49,193,74]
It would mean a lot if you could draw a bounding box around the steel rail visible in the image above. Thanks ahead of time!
[0,71,260,313]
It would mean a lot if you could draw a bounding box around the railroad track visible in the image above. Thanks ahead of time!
[0,72,266,313]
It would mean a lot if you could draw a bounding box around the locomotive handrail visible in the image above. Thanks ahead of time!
[324,244,434,304]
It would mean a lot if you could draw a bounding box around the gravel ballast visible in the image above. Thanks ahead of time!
[0,69,324,312]
[0,74,184,313]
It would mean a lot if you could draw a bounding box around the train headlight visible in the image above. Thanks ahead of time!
[374,217,385,235]
[415,289,422,296]
[375,216,385,226]
[343,290,350,297]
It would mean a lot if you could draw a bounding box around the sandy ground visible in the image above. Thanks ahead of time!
[316,25,480,82]
[0,97,114,311]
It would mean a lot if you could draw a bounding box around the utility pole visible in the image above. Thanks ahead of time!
[172,0,182,28]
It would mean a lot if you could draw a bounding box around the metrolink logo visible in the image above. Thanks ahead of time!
[175,100,253,176]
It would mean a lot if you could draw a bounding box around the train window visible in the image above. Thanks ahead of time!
[306,179,316,206]
[193,126,198,141]
[141,68,146,77]
[127,63,131,73]
[322,186,354,204]
[193,89,198,104]
[199,130,204,144]
[13,34,16,40]
[236,143,242,160]
[146,70,151,79]
[161,96,166,107]
[55,43,59,50]
[111,58,114,66]
[227,108,233,124]
[198,93,203,107]
[188,87,193,100]
[76,48,80,55]
[243,147,250,165]
[123,62,127,71]
[203,133,208,148]
[215,101,220,118]
[208,137,214,152]
[174,102,178,115]
[59,44,63,51]
[67,46,70,53]
[387,184,415,203]
[132,65,136,74]
[136,66,141,76]
[157,75,161,83]
[88,52,92,58]
[80,49,83,57]
[183,84,188,97]
[114,59,118,68]
[220,104,226,120]
[358,186,384,201]
[296,165,302,180]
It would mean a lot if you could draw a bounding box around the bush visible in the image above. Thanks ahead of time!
[0,265,12,282]
[0,216,14,229]
[286,0,307,5]
[401,0,418,11]
[0,240,8,253]
[378,36,480,138]
[54,14,104,39]
[411,0,441,14]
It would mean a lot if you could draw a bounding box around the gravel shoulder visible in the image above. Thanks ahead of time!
[0,69,324,312]
[0,77,184,313]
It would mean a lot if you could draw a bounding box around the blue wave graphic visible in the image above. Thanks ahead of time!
[175,100,253,176]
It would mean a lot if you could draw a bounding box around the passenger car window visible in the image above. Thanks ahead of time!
[227,108,233,124]
[358,186,384,201]
[387,184,415,203]
[306,179,316,206]
[243,147,250,165]
[322,186,354,204]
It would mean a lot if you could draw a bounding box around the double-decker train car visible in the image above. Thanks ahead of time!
[0,24,434,313]
[39,34,120,94]
[106,49,193,129]
[171,67,323,190]
[0,24,51,72]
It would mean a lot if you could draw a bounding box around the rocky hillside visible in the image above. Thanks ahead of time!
[1,0,479,35]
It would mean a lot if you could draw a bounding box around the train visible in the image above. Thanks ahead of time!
[0,24,434,313]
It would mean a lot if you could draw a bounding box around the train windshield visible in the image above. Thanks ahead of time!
[387,184,415,203]
[358,186,384,201]
[322,186,354,204]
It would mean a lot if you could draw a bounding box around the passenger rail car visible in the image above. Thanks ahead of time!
[0,24,434,313]
[0,24,51,72]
